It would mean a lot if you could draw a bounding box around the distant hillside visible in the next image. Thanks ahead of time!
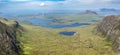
[79,10,98,15]
[96,15,120,52]
[0,18,22,55]
[100,8,120,12]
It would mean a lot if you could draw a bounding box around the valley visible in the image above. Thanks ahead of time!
[0,1,120,55]
[20,24,116,55]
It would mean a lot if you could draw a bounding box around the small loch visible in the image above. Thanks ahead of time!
[59,31,76,36]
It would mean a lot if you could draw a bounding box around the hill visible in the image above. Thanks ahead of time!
[96,15,120,53]
[79,10,98,15]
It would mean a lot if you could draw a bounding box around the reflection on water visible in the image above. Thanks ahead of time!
[44,23,90,28]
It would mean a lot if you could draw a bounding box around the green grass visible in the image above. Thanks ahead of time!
[19,24,116,55]
[43,14,103,26]
[53,14,102,23]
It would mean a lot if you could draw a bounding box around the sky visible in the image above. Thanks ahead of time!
[0,0,120,14]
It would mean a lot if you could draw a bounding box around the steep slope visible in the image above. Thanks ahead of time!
[96,15,120,52]
[0,18,22,55]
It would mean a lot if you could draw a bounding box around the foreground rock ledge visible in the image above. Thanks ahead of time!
[96,15,120,52]
[0,18,22,55]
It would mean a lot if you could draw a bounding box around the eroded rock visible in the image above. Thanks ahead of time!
[0,18,22,55]
[96,15,120,52]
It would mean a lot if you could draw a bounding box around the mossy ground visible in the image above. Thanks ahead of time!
[19,24,116,55]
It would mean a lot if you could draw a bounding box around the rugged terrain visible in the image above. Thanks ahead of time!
[0,15,120,55]
[96,15,120,53]
[0,18,22,55]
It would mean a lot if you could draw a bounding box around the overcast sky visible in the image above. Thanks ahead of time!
[0,0,120,14]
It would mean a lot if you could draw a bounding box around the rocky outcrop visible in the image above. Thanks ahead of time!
[96,15,120,52]
[0,18,22,55]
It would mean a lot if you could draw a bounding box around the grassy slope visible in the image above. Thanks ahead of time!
[19,24,116,55]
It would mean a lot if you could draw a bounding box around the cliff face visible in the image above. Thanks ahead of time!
[0,18,22,55]
[96,15,120,52]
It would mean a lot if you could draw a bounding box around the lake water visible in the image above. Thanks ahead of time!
[16,18,90,28]
[44,23,90,28]
[59,31,76,36]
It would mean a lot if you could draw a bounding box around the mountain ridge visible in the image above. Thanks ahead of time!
[0,18,22,55]
[96,15,120,53]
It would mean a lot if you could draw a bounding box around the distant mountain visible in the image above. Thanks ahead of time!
[100,8,120,12]
[79,10,98,15]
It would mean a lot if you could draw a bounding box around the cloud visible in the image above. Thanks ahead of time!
[110,0,120,4]
[10,0,30,1]
[65,0,113,4]
[39,3,45,6]
[21,1,58,6]
[39,0,65,1]
[0,0,119,12]
[9,0,65,2]
[78,0,95,3]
